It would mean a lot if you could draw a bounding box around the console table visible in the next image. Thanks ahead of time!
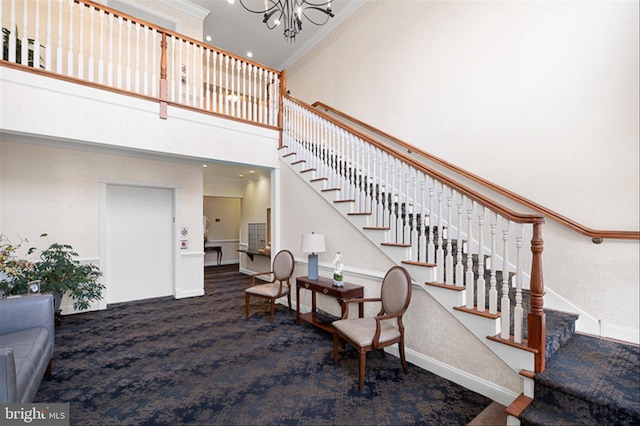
[204,243,222,265]
[295,276,364,334]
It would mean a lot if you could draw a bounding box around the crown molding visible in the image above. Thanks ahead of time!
[157,0,211,20]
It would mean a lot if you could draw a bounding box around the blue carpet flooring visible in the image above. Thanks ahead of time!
[34,265,492,425]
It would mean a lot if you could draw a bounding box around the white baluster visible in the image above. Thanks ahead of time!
[500,218,511,339]
[218,53,224,112]
[89,5,95,82]
[403,172,411,244]
[117,15,123,88]
[455,193,464,287]
[21,0,28,65]
[134,23,141,93]
[436,183,445,282]
[427,180,435,264]
[488,212,498,314]
[197,45,202,107]
[107,12,114,86]
[78,2,84,79]
[46,0,53,71]
[125,18,132,90]
[8,0,17,63]
[445,188,454,284]
[56,0,63,73]
[465,199,475,309]
[242,62,247,119]
[476,205,486,312]
[224,56,230,115]
[514,223,524,343]
[419,178,427,263]
[178,40,184,103]
[205,49,211,110]
[151,30,158,97]
[185,42,191,105]
[35,0,41,68]
[389,161,397,242]
[212,52,218,111]
[233,59,239,116]
[410,175,419,260]
[67,0,74,76]
[98,8,104,83]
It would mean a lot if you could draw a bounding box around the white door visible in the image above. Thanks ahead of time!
[106,185,174,304]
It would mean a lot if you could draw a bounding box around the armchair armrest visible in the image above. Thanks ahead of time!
[250,271,275,285]
[341,297,382,319]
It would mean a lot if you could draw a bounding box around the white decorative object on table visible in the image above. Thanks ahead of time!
[332,251,344,287]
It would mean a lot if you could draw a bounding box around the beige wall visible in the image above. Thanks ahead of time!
[0,137,204,299]
[286,0,639,337]
[288,0,639,230]
[203,196,241,265]
[239,175,272,273]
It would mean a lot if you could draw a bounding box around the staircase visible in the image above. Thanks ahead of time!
[279,97,640,424]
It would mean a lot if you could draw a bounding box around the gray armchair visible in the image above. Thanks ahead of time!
[0,294,55,403]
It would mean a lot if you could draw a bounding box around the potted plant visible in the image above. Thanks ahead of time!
[0,234,104,312]
[2,26,44,68]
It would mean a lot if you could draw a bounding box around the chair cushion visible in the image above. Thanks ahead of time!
[245,283,289,298]
[333,318,400,347]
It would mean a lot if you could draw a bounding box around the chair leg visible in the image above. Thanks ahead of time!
[399,339,409,374]
[359,349,367,391]
[287,292,292,313]
[245,293,250,318]
[332,333,340,364]
[270,299,275,323]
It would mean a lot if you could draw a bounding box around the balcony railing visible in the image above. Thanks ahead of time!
[1,0,282,127]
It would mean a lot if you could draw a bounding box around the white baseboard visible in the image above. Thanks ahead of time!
[600,320,640,345]
[175,288,205,299]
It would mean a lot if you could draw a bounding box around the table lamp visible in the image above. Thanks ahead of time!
[301,232,325,280]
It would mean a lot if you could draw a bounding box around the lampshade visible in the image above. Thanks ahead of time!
[300,233,325,254]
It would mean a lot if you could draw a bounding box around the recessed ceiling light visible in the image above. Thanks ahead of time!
[205,35,212,42]
[247,51,253,58]
[249,170,255,173]
[227,0,235,4]
[239,174,244,177]
[202,164,207,167]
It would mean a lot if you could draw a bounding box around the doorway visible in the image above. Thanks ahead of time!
[105,184,174,304]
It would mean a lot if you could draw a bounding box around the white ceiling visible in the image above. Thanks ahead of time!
[190,0,367,70]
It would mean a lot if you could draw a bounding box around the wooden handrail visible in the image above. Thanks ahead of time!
[312,101,640,241]
[287,95,544,226]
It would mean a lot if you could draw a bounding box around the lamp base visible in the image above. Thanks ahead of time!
[308,254,319,280]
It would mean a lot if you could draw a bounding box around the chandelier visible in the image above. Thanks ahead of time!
[238,0,335,42]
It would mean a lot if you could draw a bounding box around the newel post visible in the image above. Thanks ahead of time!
[278,69,287,148]
[159,32,168,119]
[528,219,546,372]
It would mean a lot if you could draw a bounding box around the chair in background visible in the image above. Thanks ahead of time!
[332,265,412,390]
[245,249,295,323]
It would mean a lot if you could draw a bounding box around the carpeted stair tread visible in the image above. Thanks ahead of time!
[520,333,640,425]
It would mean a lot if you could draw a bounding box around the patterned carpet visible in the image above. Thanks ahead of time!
[35,265,491,425]
[520,333,640,425]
